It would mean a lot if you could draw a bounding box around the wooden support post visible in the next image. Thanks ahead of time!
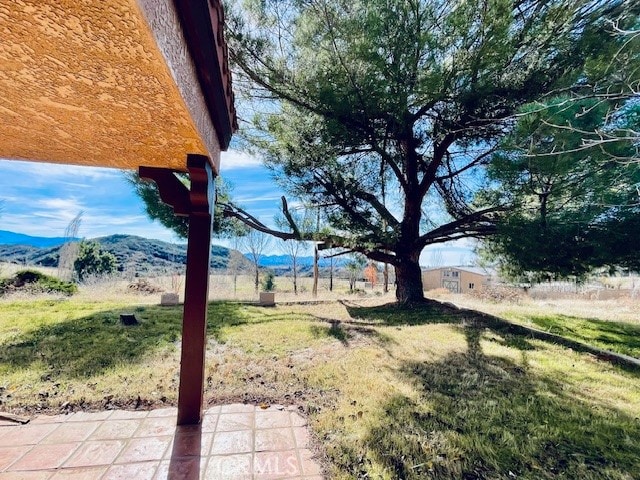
[139,154,215,425]
[177,154,214,425]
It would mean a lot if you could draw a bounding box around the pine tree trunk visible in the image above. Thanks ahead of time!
[394,257,425,303]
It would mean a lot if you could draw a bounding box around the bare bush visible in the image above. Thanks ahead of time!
[468,285,525,303]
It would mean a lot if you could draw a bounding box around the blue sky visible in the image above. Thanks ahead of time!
[0,151,474,265]
[0,150,269,243]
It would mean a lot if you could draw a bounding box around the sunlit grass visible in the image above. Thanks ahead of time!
[441,295,640,358]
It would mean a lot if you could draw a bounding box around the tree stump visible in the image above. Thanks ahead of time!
[120,314,139,326]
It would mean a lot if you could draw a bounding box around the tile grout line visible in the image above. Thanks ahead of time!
[201,406,222,478]
[289,411,306,478]
[251,406,257,480]
[1,442,35,473]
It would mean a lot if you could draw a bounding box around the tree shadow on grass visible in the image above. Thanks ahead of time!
[0,302,274,379]
[342,300,466,327]
[307,315,396,348]
[349,324,640,480]
[309,321,350,345]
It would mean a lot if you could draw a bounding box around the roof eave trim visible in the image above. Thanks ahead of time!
[173,0,238,151]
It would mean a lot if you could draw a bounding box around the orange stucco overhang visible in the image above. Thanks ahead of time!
[1,0,237,425]
[0,0,237,173]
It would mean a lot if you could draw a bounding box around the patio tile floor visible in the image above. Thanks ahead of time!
[0,405,324,479]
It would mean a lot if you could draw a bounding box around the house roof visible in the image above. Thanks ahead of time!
[423,266,497,277]
[0,0,236,173]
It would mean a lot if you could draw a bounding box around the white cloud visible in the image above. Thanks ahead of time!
[420,239,478,267]
[0,158,121,182]
[85,220,181,243]
[220,150,262,170]
[235,195,281,204]
[1,214,71,237]
[36,197,84,212]
[1,211,181,243]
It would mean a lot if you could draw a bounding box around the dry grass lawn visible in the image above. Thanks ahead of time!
[1,279,639,479]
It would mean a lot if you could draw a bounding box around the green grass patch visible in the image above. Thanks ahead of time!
[503,312,640,359]
[217,308,333,356]
[1,298,639,479]
[0,302,183,378]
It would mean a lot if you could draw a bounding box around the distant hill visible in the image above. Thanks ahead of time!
[0,231,355,275]
[252,254,312,268]
[93,234,234,272]
[0,232,248,274]
[247,253,347,276]
[250,253,347,268]
[0,230,77,248]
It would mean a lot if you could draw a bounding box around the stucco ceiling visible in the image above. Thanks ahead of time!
[0,0,223,172]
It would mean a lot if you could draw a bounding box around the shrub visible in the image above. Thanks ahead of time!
[0,269,77,296]
[468,285,523,303]
[74,241,117,281]
[261,271,276,292]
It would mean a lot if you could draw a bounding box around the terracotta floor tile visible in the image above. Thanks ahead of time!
[0,471,53,479]
[89,419,142,440]
[290,413,308,428]
[153,461,169,480]
[147,408,177,418]
[49,466,108,479]
[200,414,218,433]
[292,427,310,448]
[166,431,213,458]
[30,414,71,425]
[134,417,176,437]
[0,407,323,480]
[204,405,221,414]
[255,428,296,452]
[164,457,200,479]
[210,430,253,455]
[215,413,253,432]
[255,411,291,430]
[0,424,58,447]
[171,424,201,434]
[254,450,301,479]
[108,410,148,421]
[8,443,79,471]
[206,454,252,480]
[67,411,112,422]
[154,457,208,480]
[63,440,125,468]
[219,404,255,414]
[41,422,100,444]
[115,436,171,464]
[299,449,323,477]
[0,446,31,472]
[103,461,158,480]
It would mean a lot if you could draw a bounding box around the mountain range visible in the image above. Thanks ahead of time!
[0,230,343,274]
[0,230,78,248]
[0,231,235,273]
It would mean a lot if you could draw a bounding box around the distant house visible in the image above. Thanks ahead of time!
[422,266,496,293]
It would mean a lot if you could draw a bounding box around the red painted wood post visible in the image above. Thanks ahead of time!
[139,155,216,425]
[177,154,215,425]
